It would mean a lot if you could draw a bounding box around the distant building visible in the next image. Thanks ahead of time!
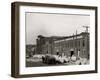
[26,45,36,57]
[36,32,89,59]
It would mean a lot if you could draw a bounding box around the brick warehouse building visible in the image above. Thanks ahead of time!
[36,32,89,59]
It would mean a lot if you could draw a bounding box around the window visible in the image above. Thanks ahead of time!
[83,40,85,47]
[78,40,80,47]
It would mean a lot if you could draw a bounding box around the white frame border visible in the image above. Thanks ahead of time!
[19,6,95,75]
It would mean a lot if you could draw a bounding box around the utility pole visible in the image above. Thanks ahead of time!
[76,30,77,56]
[83,26,89,59]
[83,26,89,33]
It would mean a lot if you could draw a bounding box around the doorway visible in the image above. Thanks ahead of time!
[70,51,74,57]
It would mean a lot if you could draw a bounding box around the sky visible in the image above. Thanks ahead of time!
[26,12,90,44]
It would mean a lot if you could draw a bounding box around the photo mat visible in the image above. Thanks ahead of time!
[19,5,96,74]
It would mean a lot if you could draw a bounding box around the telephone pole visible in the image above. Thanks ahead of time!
[83,26,89,59]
